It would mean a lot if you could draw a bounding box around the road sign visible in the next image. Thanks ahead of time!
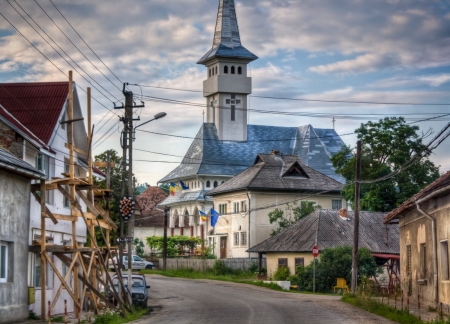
[116,237,134,243]
[312,245,319,258]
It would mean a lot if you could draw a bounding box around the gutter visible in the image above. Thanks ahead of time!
[413,184,450,306]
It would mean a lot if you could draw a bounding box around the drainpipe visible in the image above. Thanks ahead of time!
[246,188,251,259]
[414,199,438,306]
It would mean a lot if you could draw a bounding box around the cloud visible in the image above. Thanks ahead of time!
[370,74,450,88]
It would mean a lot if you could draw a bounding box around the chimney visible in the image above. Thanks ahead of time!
[271,150,281,156]
[339,208,348,220]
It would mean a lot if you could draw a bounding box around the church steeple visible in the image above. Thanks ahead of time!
[198,0,258,65]
[199,0,257,142]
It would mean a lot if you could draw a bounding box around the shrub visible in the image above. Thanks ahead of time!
[248,261,259,273]
[273,266,290,281]
[288,274,300,285]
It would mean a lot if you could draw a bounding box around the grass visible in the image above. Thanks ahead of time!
[93,307,148,324]
[140,268,336,295]
[342,294,450,324]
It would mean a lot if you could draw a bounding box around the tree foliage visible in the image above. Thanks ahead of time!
[145,235,203,257]
[296,246,380,292]
[268,201,321,236]
[331,117,440,211]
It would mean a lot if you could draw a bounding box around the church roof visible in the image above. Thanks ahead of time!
[206,154,344,196]
[197,0,258,64]
[159,123,346,183]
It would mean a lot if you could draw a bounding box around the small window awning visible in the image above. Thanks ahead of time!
[372,253,400,259]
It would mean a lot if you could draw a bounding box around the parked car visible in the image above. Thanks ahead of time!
[109,274,149,308]
[108,255,154,271]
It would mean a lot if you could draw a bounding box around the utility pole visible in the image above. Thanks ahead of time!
[351,140,362,293]
[163,207,169,271]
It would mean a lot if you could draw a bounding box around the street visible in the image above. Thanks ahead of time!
[136,275,395,324]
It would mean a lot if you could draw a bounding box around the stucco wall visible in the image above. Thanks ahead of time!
[266,252,316,277]
[0,170,32,323]
[134,227,165,255]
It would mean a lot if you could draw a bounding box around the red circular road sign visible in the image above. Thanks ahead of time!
[312,245,319,257]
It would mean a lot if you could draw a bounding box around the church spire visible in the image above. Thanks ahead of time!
[197,0,257,65]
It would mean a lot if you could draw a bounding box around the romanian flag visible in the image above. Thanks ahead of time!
[199,210,208,222]
[169,183,176,196]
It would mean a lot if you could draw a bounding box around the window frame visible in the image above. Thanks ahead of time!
[238,66,242,74]
[0,243,8,283]
[233,202,239,214]
[231,66,235,74]
[240,232,247,246]
[233,232,239,246]
[213,181,218,188]
[224,65,228,74]
[278,258,288,268]
[332,199,342,210]
[420,243,427,279]
[295,258,304,273]
[441,240,449,281]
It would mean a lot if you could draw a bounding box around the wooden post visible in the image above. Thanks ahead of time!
[40,180,46,319]
[351,140,361,293]
[418,294,421,320]
[64,299,68,324]
[87,87,92,185]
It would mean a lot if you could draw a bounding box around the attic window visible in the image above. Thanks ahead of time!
[282,163,309,178]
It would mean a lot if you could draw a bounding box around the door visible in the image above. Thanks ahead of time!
[220,237,227,259]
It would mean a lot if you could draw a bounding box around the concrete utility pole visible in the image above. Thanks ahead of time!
[125,90,134,286]
[351,140,362,293]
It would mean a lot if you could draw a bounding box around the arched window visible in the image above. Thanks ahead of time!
[209,69,211,77]
[231,66,235,74]
[238,66,242,74]
[212,68,214,76]
[215,66,218,75]
[224,66,228,74]
[206,180,211,187]
[213,181,218,188]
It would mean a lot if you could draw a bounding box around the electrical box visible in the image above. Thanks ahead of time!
[28,287,35,304]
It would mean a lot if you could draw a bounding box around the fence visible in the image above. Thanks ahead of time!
[158,258,266,272]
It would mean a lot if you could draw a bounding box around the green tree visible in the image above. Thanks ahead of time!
[297,246,380,292]
[268,201,321,236]
[331,117,439,211]
[133,238,145,257]
[146,235,203,257]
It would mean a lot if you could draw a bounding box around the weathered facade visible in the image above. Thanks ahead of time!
[384,171,450,307]
[0,148,46,323]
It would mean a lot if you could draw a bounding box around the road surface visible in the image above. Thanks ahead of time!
[134,275,394,324]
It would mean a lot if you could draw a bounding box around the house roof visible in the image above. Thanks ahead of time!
[158,190,212,207]
[247,209,399,255]
[384,171,450,223]
[197,0,257,64]
[134,186,168,227]
[206,153,343,196]
[0,82,69,145]
[0,147,46,179]
[159,123,346,184]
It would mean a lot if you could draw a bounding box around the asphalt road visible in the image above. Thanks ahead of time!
[134,275,395,324]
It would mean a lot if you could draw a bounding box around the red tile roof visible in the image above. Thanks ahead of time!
[135,186,168,227]
[0,82,68,145]
[384,171,450,223]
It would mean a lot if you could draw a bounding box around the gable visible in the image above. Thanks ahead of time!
[282,162,309,178]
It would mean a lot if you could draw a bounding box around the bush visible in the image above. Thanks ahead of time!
[273,266,290,281]
[287,274,300,285]
[248,261,259,273]
[212,260,232,275]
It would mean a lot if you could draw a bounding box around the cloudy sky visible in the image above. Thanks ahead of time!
[1,0,450,185]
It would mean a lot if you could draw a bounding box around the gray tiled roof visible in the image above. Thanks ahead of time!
[158,190,212,207]
[159,123,346,183]
[197,0,258,64]
[206,154,343,195]
[247,209,399,255]
[0,148,46,179]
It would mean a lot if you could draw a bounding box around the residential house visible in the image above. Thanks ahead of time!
[0,82,104,316]
[205,152,346,259]
[249,209,400,286]
[384,171,450,307]
[158,0,346,242]
[0,148,46,323]
[134,186,168,255]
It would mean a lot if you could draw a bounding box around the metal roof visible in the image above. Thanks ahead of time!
[206,154,343,196]
[197,0,257,64]
[0,82,69,145]
[0,147,46,179]
[248,209,399,255]
[159,123,346,183]
[158,190,212,207]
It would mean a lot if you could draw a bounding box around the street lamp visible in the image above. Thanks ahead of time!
[135,112,167,130]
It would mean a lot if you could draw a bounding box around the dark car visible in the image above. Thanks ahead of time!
[110,274,150,308]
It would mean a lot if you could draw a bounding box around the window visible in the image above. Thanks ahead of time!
[213,181,218,188]
[241,201,247,212]
[224,65,228,74]
[441,241,449,281]
[278,258,288,268]
[332,199,342,210]
[226,99,231,104]
[215,66,218,75]
[420,243,427,279]
[233,233,239,246]
[219,203,227,215]
[240,232,247,246]
[231,105,235,121]
[233,202,240,214]
[206,180,210,188]
[0,243,8,283]
[238,66,242,74]
[295,258,304,273]
[209,69,211,77]
[208,237,215,247]
[36,153,51,179]
[231,66,235,74]
[133,256,143,262]
[34,253,54,288]
[212,68,214,76]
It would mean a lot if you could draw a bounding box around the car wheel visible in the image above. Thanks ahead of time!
[145,265,153,270]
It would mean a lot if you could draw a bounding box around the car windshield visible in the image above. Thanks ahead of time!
[112,277,144,287]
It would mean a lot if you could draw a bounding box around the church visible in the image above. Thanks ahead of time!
[158,0,346,254]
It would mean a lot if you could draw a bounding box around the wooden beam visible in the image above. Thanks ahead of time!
[77,190,117,229]
[40,181,46,320]
[31,191,58,224]
[60,117,84,124]
[52,213,78,222]
[94,161,115,168]
[65,142,88,156]
[50,253,79,312]
[57,185,82,210]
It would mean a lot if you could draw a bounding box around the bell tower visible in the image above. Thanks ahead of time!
[198,0,258,141]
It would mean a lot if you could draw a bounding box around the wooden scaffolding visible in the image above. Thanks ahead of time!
[29,71,132,321]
